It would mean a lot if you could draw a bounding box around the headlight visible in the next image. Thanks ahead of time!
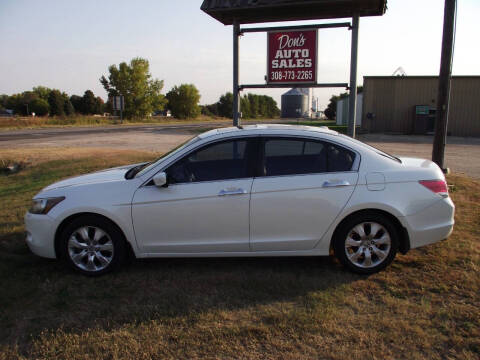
[29,196,65,214]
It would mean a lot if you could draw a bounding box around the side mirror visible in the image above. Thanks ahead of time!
[152,172,168,187]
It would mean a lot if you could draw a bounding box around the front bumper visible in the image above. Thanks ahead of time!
[24,212,57,258]
[404,197,455,249]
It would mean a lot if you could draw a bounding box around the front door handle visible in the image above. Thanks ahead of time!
[322,180,350,188]
[218,188,247,196]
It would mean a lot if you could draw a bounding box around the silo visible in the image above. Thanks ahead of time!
[281,88,309,118]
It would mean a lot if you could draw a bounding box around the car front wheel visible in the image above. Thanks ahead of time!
[59,215,126,276]
[333,213,399,274]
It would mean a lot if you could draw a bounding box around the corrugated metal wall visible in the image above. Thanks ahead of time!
[362,76,480,137]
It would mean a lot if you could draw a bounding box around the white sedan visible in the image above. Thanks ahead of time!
[25,125,454,275]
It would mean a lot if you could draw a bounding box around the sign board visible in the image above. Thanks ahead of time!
[201,0,388,25]
[415,105,430,115]
[112,96,124,111]
[267,29,317,84]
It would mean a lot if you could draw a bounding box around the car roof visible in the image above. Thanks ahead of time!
[198,124,339,139]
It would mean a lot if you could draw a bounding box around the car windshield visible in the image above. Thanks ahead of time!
[339,134,402,163]
[134,135,201,178]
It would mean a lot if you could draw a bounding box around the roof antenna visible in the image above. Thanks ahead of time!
[392,67,407,76]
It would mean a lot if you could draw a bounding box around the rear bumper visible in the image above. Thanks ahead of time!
[403,197,455,249]
[24,212,57,259]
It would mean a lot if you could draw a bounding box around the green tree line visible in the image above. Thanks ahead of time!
[201,92,280,119]
[0,87,105,117]
[1,57,280,120]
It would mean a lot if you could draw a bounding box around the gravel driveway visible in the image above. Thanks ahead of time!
[359,134,480,179]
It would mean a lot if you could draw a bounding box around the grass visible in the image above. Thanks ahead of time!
[0,148,479,359]
[0,115,283,131]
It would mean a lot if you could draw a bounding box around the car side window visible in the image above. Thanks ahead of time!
[263,138,355,176]
[166,139,250,184]
[326,143,356,172]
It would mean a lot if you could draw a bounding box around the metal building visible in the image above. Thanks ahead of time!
[336,93,363,126]
[281,88,309,118]
[361,76,480,137]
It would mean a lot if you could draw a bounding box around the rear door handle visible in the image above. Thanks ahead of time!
[322,180,350,188]
[218,188,247,196]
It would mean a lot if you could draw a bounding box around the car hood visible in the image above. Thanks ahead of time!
[40,163,142,192]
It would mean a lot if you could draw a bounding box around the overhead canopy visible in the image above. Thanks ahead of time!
[201,0,387,25]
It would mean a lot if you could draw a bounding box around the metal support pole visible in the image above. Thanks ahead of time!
[233,20,241,127]
[432,0,456,171]
[347,15,359,138]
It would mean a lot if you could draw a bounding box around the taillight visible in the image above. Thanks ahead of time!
[419,180,448,197]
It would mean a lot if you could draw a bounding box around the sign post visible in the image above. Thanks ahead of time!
[201,0,388,133]
[112,95,125,124]
[347,15,359,138]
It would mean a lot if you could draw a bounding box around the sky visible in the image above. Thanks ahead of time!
[0,0,479,110]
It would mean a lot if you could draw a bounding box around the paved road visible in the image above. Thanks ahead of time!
[0,122,229,142]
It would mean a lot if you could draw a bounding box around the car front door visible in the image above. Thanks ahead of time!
[132,137,256,254]
[250,137,359,252]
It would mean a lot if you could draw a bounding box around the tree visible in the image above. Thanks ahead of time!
[209,92,279,119]
[217,92,233,118]
[94,96,105,114]
[5,91,42,115]
[48,90,65,116]
[70,95,83,113]
[82,90,97,114]
[64,99,75,115]
[201,103,218,116]
[0,94,8,110]
[324,94,339,120]
[100,57,167,119]
[166,84,201,119]
[30,98,50,116]
[32,86,52,101]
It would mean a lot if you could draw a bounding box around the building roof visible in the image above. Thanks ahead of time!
[201,0,387,25]
[364,75,480,79]
[282,88,308,96]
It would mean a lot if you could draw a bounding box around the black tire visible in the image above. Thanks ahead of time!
[333,212,399,274]
[58,215,126,276]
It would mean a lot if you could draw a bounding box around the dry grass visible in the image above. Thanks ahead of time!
[0,115,236,131]
[0,149,478,359]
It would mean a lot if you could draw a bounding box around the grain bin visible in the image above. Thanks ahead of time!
[281,88,309,118]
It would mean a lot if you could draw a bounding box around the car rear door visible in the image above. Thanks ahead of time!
[250,136,359,252]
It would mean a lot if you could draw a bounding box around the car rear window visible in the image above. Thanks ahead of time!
[263,138,355,176]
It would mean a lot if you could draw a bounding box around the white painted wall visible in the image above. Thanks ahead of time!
[336,93,363,126]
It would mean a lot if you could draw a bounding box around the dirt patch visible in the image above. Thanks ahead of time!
[2,129,195,153]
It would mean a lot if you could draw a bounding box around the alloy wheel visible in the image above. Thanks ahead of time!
[67,226,114,272]
[344,222,392,269]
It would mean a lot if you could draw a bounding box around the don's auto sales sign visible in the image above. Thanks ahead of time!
[267,29,317,84]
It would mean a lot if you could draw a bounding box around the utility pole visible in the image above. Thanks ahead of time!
[347,15,359,138]
[432,0,456,171]
[233,20,241,127]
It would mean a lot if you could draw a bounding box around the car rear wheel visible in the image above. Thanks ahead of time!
[333,213,399,274]
[59,215,126,276]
